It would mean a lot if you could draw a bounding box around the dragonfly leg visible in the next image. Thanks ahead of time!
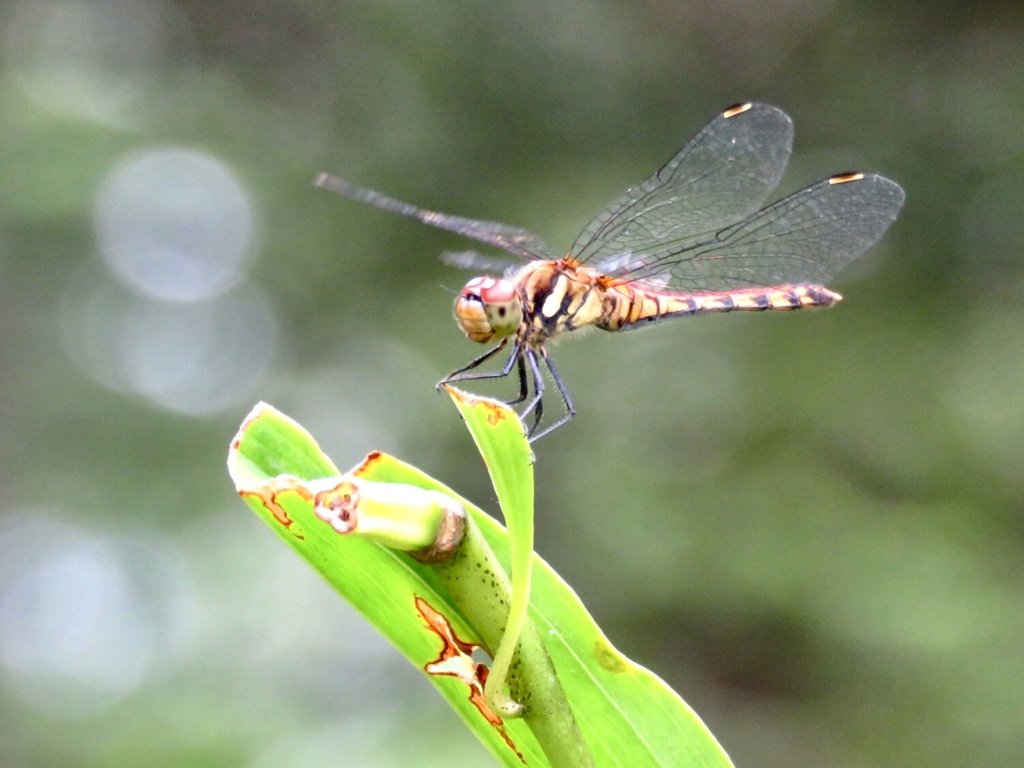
[520,348,546,438]
[438,338,516,387]
[527,351,576,442]
[505,354,529,406]
[441,340,569,440]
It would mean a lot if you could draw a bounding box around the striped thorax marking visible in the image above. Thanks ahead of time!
[541,274,569,319]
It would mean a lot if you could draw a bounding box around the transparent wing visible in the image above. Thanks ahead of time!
[613,173,905,292]
[315,173,562,261]
[440,250,525,276]
[570,103,794,271]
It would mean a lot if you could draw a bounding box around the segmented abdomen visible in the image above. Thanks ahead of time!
[600,283,842,331]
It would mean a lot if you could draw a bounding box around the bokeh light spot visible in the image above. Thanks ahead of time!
[95,147,256,302]
[59,269,279,416]
[0,517,196,718]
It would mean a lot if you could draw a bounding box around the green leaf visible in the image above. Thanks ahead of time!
[444,386,535,719]
[444,387,594,765]
[229,401,734,767]
[229,403,546,766]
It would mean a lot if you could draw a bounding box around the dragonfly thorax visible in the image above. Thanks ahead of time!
[454,276,524,344]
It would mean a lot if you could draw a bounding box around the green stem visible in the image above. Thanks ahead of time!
[431,514,595,768]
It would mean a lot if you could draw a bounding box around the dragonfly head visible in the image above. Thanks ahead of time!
[454,276,523,343]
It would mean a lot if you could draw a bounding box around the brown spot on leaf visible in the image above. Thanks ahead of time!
[352,451,384,476]
[313,479,360,534]
[415,596,524,762]
[482,401,509,426]
[593,640,626,673]
[239,481,309,540]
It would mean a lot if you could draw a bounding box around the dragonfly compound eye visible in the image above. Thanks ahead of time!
[479,278,522,337]
[454,276,522,343]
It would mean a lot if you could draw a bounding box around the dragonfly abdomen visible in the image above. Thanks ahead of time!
[601,283,842,331]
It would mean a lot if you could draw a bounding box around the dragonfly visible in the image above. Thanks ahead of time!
[316,102,905,441]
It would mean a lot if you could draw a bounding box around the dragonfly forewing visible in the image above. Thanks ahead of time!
[572,102,794,268]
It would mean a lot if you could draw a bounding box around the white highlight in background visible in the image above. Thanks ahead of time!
[0,517,196,718]
[95,148,257,302]
[59,269,279,416]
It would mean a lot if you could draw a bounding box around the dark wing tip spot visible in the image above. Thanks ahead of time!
[723,102,754,118]
[828,172,865,185]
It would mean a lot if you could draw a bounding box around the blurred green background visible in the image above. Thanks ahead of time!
[2,1,1023,766]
